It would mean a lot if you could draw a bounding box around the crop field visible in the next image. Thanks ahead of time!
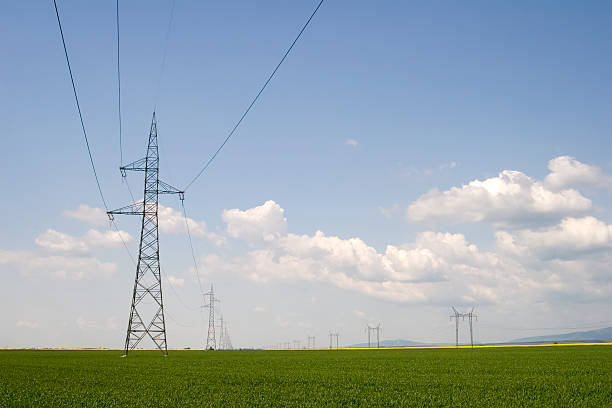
[1,345,612,407]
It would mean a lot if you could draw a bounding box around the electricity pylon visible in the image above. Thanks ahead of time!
[203,285,220,350]
[218,315,225,349]
[329,332,339,349]
[217,315,233,350]
[108,113,184,356]
[307,336,315,349]
[374,324,381,348]
[450,307,478,348]
[223,326,233,350]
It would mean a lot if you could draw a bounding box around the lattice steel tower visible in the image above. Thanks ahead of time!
[108,113,183,356]
[203,285,219,350]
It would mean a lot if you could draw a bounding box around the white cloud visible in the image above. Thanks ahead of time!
[353,309,367,319]
[545,156,612,190]
[223,200,287,242]
[64,204,224,246]
[407,169,591,227]
[201,201,543,305]
[199,200,612,306]
[497,216,612,260]
[158,204,225,246]
[63,204,108,226]
[345,138,358,148]
[16,320,39,329]
[35,229,132,254]
[76,316,119,331]
[35,229,89,253]
[0,250,117,280]
[165,275,185,287]
[85,229,131,248]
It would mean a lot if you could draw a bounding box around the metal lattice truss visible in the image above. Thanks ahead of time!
[108,113,183,356]
[202,285,219,350]
[450,307,478,348]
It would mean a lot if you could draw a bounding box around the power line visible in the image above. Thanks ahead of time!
[53,0,108,210]
[181,201,206,297]
[53,0,135,267]
[183,0,325,191]
[161,267,200,312]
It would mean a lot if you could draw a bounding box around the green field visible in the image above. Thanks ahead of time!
[1,346,611,407]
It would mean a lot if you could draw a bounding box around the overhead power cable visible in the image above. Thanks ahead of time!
[53,0,135,266]
[183,0,325,191]
[162,268,201,312]
[53,0,108,210]
[181,201,206,297]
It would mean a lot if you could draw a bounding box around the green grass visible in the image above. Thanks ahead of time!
[1,346,611,407]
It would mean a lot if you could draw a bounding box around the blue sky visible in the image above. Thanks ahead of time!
[2,1,612,349]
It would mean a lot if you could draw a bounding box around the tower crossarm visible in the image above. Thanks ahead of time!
[158,180,184,200]
[119,157,147,176]
[107,202,145,219]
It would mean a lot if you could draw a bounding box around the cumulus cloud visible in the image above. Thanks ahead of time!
[353,309,367,319]
[157,205,226,245]
[497,216,612,260]
[35,230,89,253]
[545,156,612,190]
[63,204,108,226]
[407,169,591,227]
[16,320,39,329]
[345,138,359,148]
[35,229,132,254]
[199,201,555,305]
[0,250,117,280]
[76,316,119,331]
[165,275,185,287]
[223,200,287,242]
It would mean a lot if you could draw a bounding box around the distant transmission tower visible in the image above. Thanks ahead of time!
[203,285,220,350]
[450,307,478,348]
[108,113,184,356]
[218,315,225,350]
[307,336,315,349]
[216,316,233,350]
[374,323,381,348]
[366,324,372,348]
[224,326,233,350]
[329,332,339,349]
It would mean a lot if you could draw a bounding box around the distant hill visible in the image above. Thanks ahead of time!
[513,326,612,343]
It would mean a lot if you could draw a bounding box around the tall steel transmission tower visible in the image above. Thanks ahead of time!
[366,324,382,348]
[450,307,478,348]
[108,113,184,356]
[203,285,220,350]
[307,336,315,349]
[374,324,381,348]
[329,332,339,349]
[217,315,233,350]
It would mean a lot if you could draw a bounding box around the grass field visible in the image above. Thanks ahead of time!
[1,345,611,407]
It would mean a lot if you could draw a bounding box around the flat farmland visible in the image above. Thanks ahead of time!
[1,346,611,407]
